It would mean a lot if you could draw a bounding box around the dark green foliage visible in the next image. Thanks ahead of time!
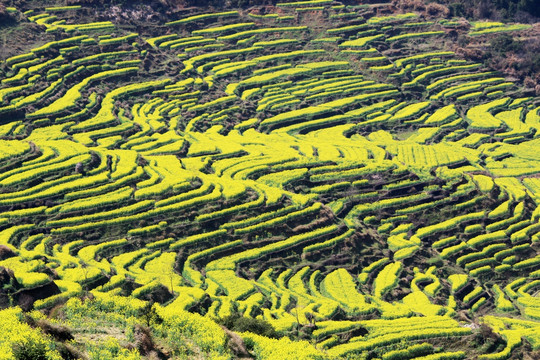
[219,312,280,338]
[494,0,540,18]
[439,0,539,19]
[137,302,163,327]
[12,340,48,360]
[531,53,540,72]
[485,33,540,77]
[489,34,520,54]
[448,2,466,17]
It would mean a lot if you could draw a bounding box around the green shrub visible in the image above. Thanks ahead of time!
[490,34,520,54]
[12,339,48,360]
[219,313,280,338]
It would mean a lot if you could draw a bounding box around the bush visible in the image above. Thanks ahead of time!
[528,53,540,72]
[219,313,280,339]
[12,339,48,360]
[490,34,520,54]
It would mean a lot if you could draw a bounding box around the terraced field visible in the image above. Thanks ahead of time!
[0,1,539,359]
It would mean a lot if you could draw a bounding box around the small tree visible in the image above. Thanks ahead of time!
[138,301,162,327]
[12,339,48,360]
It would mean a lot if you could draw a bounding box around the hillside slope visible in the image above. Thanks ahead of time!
[0,1,539,359]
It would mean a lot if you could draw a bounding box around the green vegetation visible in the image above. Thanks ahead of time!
[0,1,539,359]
